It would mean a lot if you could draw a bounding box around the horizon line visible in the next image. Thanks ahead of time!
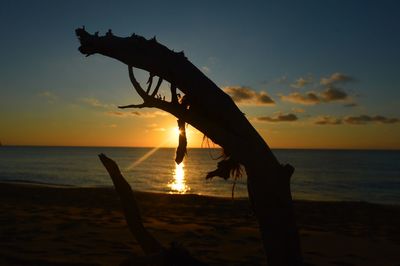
[1,144,399,151]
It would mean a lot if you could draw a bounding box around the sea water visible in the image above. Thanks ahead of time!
[0,146,399,205]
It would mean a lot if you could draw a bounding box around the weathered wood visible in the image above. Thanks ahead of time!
[79,28,303,265]
[98,153,163,255]
[75,28,274,164]
[99,154,207,266]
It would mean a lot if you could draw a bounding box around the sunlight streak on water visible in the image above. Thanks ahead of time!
[169,162,190,193]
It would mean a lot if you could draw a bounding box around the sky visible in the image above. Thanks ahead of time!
[0,0,399,149]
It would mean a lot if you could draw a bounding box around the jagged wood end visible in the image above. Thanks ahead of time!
[75,27,187,77]
[98,153,163,255]
[74,27,254,162]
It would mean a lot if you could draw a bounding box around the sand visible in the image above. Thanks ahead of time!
[0,182,399,265]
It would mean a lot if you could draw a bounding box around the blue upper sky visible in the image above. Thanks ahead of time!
[1,0,399,148]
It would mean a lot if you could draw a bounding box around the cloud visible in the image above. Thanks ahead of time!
[279,72,355,106]
[138,111,168,118]
[201,66,210,73]
[281,88,349,105]
[280,92,320,105]
[256,113,298,122]
[79,97,110,108]
[146,123,166,132]
[320,87,348,101]
[290,77,313,88]
[320,73,354,86]
[275,75,288,84]
[292,108,305,113]
[39,91,58,103]
[344,115,399,125]
[314,115,399,125]
[106,111,140,117]
[343,103,358,108]
[106,110,166,118]
[223,86,275,105]
[107,111,126,117]
[314,116,342,125]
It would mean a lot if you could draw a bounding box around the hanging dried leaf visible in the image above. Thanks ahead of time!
[175,119,187,164]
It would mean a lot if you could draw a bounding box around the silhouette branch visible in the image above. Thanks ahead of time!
[151,77,163,98]
[146,73,154,94]
[77,28,303,266]
[99,153,207,265]
[98,153,163,255]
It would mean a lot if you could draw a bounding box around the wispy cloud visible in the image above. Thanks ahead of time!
[320,87,348,101]
[39,91,58,103]
[344,115,399,125]
[320,72,354,86]
[275,75,288,84]
[290,77,313,88]
[223,86,275,105]
[255,113,298,122]
[146,123,166,132]
[79,97,110,108]
[201,66,210,73]
[314,116,342,125]
[106,111,140,117]
[106,110,167,118]
[280,92,320,105]
[280,72,356,105]
[343,103,358,108]
[104,124,117,128]
[314,115,399,125]
[292,108,305,113]
[281,88,350,105]
[137,111,168,118]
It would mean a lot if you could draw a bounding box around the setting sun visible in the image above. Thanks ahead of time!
[171,127,181,137]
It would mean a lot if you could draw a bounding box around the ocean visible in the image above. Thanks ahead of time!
[0,146,399,205]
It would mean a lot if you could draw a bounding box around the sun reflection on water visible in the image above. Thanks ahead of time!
[169,162,190,193]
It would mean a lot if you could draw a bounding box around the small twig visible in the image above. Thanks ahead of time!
[128,66,148,99]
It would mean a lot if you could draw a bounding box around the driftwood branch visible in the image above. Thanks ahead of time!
[146,73,154,94]
[75,27,274,164]
[98,153,163,255]
[99,153,206,265]
[78,28,303,266]
[151,77,163,98]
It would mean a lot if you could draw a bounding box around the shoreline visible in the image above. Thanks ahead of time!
[1,179,399,207]
[1,182,400,265]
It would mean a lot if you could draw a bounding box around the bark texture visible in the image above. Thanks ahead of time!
[77,28,303,265]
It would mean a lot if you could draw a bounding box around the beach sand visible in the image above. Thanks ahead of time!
[0,182,399,265]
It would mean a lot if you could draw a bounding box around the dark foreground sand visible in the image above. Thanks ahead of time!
[0,182,399,266]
